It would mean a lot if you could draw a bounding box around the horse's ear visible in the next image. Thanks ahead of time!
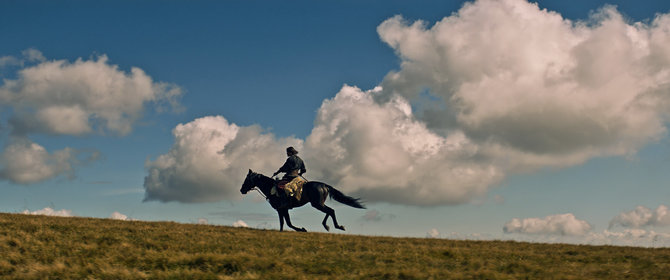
[248,169,253,175]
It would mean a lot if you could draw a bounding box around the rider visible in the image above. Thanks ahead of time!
[273,146,306,181]
[272,147,306,207]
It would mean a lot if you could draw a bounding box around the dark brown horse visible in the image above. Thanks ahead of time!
[240,169,365,232]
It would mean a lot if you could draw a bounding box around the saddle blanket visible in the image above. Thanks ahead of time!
[272,177,307,201]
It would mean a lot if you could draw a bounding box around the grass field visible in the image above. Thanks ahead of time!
[1,212,669,279]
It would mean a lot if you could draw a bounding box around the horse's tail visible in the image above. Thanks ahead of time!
[326,185,366,209]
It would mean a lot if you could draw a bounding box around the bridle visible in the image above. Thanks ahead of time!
[253,187,267,199]
[246,172,267,200]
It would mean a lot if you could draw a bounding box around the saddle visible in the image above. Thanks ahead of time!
[271,176,307,201]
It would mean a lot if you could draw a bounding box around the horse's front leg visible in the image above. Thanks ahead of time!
[279,209,306,232]
[277,211,285,231]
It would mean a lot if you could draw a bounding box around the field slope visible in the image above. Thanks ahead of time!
[1,213,669,279]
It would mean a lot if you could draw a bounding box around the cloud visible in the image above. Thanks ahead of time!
[144,0,670,206]
[0,48,44,69]
[197,218,209,225]
[503,213,592,236]
[109,211,130,220]
[596,229,670,247]
[0,50,180,184]
[21,207,74,217]
[609,205,670,229]
[304,85,503,205]
[0,53,182,136]
[376,0,670,171]
[0,138,84,184]
[232,220,248,228]
[0,56,20,68]
[502,228,670,247]
[145,87,502,205]
[426,228,440,238]
[143,115,301,203]
[22,48,46,63]
[500,210,670,247]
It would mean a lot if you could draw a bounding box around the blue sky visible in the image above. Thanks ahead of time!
[2,0,670,247]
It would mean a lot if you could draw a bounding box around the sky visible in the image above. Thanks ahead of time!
[2,0,670,247]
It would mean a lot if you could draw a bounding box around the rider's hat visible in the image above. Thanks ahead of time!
[286,146,298,155]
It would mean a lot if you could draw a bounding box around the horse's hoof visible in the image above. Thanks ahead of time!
[336,225,345,231]
[323,224,330,231]
[299,228,307,232]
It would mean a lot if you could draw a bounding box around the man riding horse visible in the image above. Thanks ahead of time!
[272,146,307,208]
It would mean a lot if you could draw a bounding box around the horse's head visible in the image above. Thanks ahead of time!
[240,169,257,194]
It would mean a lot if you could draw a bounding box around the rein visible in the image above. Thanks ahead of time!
[253,187,267,199]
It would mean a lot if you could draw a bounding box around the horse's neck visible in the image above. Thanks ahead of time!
[256,175,275,196]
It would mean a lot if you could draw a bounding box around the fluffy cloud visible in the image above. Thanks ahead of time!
[0,138,88,184]
[145,87,502,205]
[143,116,301,202]
[377,0,670,171]
[0,54,182,136]
[0,50,181,184]
[0,56,20,68]
[144,0,670,206]
[501,210,670,247]
[427,228,440,238]
[22,48,46,63]
[0,48,45,69]
[21,207,74,217]
[502,228,670,247]
[596,229,670,247]
[503,213,592,236]
[609,205,670,229]
[304,85,503,205]
[109,211,130,220]
[232,220,249,228]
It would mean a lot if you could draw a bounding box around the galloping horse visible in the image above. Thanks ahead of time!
[240,169,365,232]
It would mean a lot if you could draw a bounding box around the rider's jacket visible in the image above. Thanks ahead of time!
[277,154,306,179]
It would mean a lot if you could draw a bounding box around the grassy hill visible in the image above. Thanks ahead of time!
[1,213,669,279]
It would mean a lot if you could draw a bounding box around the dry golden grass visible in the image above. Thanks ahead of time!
[1,212,669,279]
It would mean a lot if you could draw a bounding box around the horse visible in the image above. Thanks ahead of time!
[240,169,365,232]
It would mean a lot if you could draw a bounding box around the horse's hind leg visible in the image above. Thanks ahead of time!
[329,206,345,231]
[321,213,330,231]
[311,202,345,231]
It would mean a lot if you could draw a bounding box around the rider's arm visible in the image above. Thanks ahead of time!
[274,158,292,176]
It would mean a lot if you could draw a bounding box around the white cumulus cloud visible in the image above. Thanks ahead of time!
[596,229,670,247]
[427,228,440,238]
[109,211,130,220]
[0,48,44,69]
[0,50,181,185]
[0,138,78,184]
[232,220,248,228]
[143,115,301,202]
[304,85,503,205]
[377,0,670,171]
[144,86,502,205]
[609,205,670,229]
[503,213,592,236]
[0,53,182,136]
[143,0,670,206]
[21,207,74,217]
